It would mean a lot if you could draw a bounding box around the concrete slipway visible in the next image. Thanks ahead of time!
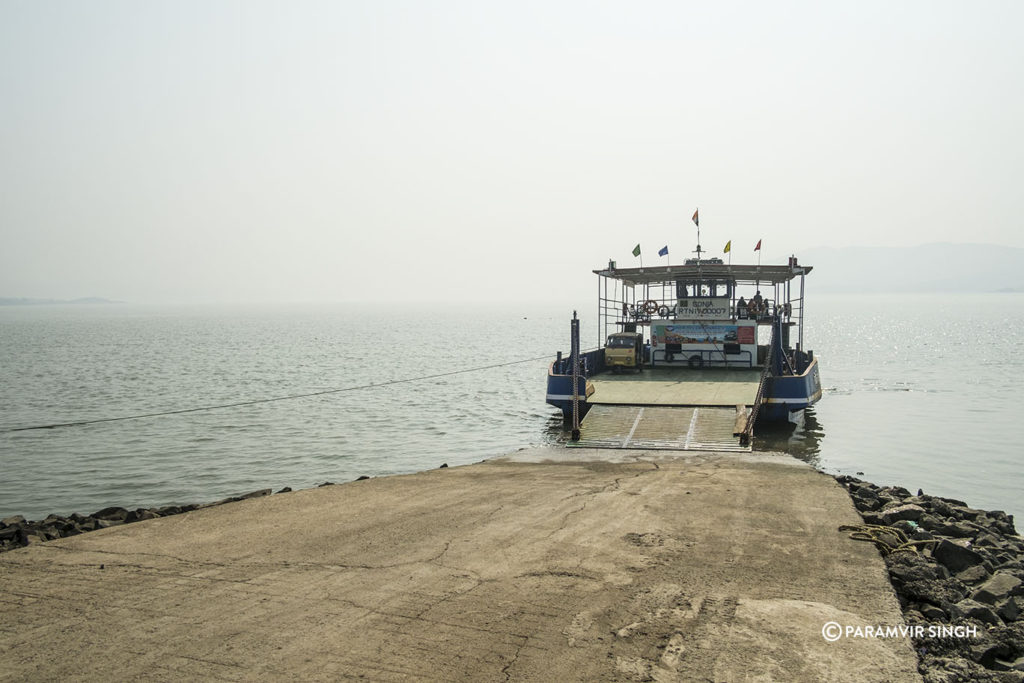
[0,448,920,682]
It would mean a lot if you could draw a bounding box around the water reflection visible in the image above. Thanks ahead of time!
[543,413,569,445]
[753,407,824,465]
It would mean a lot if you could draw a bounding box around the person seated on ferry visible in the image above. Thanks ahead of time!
[751,291,764,318]
[736,296,747,319]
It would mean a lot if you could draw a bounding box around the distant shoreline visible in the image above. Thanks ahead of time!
[0,297,121,306]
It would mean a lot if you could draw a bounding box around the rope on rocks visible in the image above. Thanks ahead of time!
[838,524,939,556]
[1,353,556,434]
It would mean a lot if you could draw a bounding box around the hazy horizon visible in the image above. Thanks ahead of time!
[3,2,1022,307]
[4,240,1024,306]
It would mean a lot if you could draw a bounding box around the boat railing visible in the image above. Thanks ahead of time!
[613,298,791,325]
[552,347,605,377]
[734,299,794,322]
[793,348,814,375]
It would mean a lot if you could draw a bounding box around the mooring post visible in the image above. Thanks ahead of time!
[570,311,581,441]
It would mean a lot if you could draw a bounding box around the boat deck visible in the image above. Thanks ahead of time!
[589,367,762,406]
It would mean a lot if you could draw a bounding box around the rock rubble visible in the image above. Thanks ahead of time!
[0,488,277,554]
[837,475,1024,682]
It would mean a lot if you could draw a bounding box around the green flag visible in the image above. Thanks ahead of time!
[632,244,641,257]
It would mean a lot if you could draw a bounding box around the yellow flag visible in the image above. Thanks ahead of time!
[724,240,731,253]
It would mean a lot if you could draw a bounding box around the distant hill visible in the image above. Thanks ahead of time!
[785,243,1024,293]
[0,297,122,306]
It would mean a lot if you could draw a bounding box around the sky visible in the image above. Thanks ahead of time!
[2,1,1022,305]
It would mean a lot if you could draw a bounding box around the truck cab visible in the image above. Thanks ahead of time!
[604,332,643,373]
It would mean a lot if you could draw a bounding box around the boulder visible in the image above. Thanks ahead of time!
[920,603,948,620]
[16,529,42,546]
[0,515,26,527]
[124,509,159,523]
[91,507,129,521]
[957,565,991,585]
[888,553,941,584]
[955,508,985,523]
[882,504,927,523]
[972,572,1024,605]
[969,641,1003,668]
[917,514,945,532]
[76,519,98,532]
[954,599,1002,626]
[926,499,957,518]
[860,512,885,526]
[911,529,937,542]
[882,485,913,499]
[210,489,271,506]
[987,509,1015,524]
[934,539,985,573]
[975,533,1005,549]
[938,521,976,539]
[887,553,968,606]
[850,489,881,511]
[998,597,1020,622]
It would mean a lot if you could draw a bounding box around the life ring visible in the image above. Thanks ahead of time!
[642,300,659,315]
[657,305,670,317]
[688,354,703,369]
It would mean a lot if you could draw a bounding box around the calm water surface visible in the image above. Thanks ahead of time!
[1,295,1021,520]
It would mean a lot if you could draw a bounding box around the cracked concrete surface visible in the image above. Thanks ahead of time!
[0,448,920,681]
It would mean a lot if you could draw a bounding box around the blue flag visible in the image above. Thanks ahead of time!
[658,245,669,257]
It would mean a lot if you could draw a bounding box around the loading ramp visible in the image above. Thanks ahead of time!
[569,404,752,451]
[569,368,763,451]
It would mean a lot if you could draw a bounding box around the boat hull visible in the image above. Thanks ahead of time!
[545,349,605,418]
[759,356,822,421]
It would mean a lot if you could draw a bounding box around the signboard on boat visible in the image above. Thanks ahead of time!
[654,324,738,345]
[675,297,732,320]
[651,321,758,368]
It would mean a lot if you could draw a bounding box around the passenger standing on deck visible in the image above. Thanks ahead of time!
[752,291,764,318]
[736,297,747,319]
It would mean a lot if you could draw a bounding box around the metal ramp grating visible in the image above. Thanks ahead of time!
[569,404,751,452]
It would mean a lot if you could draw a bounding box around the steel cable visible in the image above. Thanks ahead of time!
[2,353,555,433]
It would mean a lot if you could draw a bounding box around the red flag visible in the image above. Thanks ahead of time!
[754,239,762,251]
[691,209,699,227]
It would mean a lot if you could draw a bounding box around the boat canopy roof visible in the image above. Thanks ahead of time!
[593,263,812,287]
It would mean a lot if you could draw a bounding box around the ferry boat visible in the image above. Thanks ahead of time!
[546,254,822,451]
